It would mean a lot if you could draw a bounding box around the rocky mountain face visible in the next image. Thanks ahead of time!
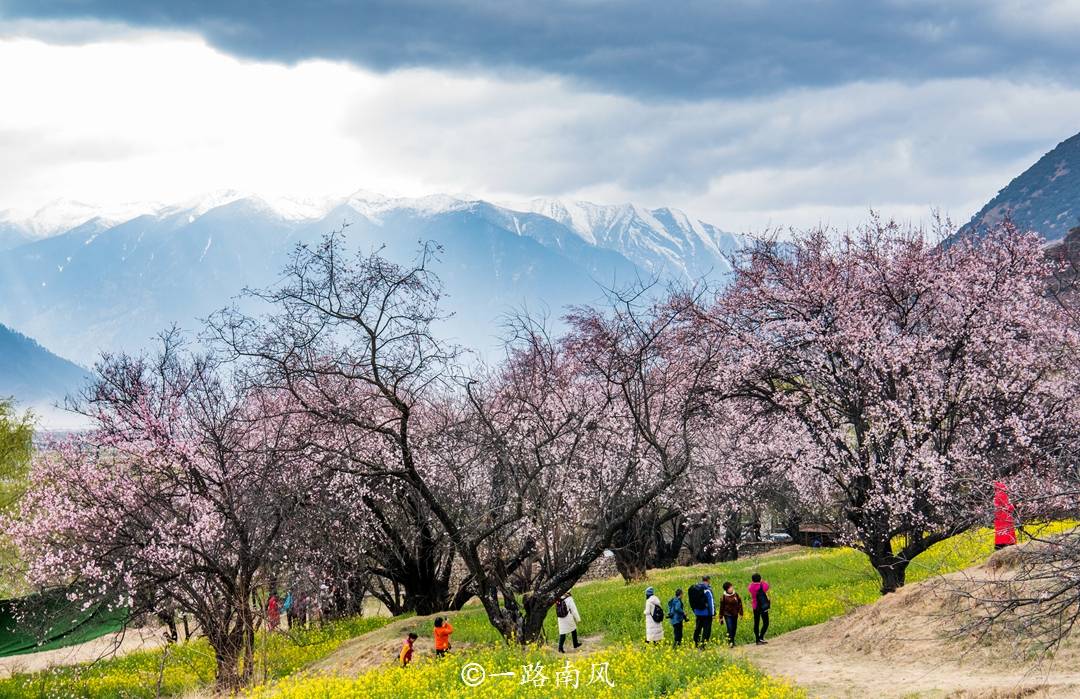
[961,132,1080,242]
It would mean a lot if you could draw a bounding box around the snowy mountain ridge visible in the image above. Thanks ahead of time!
[0,189,745,363]
[508,197,742,280]
[0,198,162,240]
[5,189,742,271]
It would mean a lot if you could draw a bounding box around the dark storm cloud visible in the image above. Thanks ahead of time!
[4,0,1080,99]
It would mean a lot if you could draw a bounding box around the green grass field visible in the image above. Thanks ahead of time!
[1,525,1057,698]
[0,616,392,699]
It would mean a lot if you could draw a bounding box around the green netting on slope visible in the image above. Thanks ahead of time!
[0,588,127,658]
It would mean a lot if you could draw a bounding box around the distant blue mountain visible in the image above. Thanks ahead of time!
[0,323,88,407]
[0,191,744,363]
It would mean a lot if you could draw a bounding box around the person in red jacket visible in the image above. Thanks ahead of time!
[399,632,418,667]
[994,481,1017,550]
[267,594,281,631]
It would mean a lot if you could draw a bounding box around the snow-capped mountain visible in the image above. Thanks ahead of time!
[0,190,744,363]
[0,199,161,249]
[513,198,740,280]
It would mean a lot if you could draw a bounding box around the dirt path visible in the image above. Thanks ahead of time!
[310,611,604,677]
[741,554,1080,699]
[745,634,1080,698]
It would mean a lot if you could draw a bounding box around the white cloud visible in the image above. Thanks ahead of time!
[1,29,1079,234]
[989,1,1080,41]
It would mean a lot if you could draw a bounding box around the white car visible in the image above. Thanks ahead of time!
[765,532,793,543]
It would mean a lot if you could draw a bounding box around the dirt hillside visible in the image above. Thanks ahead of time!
[745,546,1080,698]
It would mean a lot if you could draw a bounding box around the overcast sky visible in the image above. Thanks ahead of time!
[2,1,1080,233]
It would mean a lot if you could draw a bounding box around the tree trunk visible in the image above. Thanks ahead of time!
[241,620,255,686]
[517,594,550,645]
[873,559,908,594]
[406,577,452,616]
[868,546,909,594]
[651,514,687,568]
[782,511,802,541]
[714,509,741,561]
[206,586,257,691]
[156,609,178,644]
[748,504,762,542]
[475,588,526,644]
[612,552,649,582]
[610,518,652,582]
[210,626,245,692]
[449,581,475,610]
[715,528,740,561]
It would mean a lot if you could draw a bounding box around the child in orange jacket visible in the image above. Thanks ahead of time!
[434,617,454,658]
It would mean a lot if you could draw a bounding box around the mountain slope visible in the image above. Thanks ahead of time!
[962,132,1080,242]
[0,323,88,406]
[513,198,738,279]
[0,191,743,363]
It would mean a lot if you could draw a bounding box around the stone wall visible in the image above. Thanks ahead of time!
[581,553,621,582]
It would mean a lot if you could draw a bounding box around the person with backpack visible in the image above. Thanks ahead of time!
[644,586,664,644]
[667,588,688,648]
[399,632,418,667]
[688,574,715,648]
[433,616,453,658]
[719,581,744,648]
[748,572,771,644]
[555,590,582,653]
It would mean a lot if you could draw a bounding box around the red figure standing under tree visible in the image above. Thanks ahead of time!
[993,481,1017,550]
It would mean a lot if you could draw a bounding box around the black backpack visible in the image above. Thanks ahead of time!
[687,583,707,612]
[755,585,771,612]
[555,597,569,618]
[650,600,664,623]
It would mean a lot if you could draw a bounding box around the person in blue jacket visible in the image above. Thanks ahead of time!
[688,574,715,648]
[666,588,688,647]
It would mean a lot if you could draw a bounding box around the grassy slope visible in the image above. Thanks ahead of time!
[0,616,393,698]
[2,524,1059,698]
[248,526,1041,698]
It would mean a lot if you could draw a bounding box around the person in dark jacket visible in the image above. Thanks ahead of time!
[690,575,715,648]
[748,572,771,644]
[667,588,688,648]
[718,581,745,647]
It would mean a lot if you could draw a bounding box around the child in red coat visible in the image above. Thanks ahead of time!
[399,632,418,667]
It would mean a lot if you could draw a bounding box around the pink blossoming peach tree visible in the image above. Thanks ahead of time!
[696,220,1080,592]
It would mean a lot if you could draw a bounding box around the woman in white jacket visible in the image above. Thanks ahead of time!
[556,591,582,653]
[644,586,664,643]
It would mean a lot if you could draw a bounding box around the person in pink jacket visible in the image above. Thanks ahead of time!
[748,573,770,645]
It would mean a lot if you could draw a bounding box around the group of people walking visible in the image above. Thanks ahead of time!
[557,570,773,654]
[645,573,772,648]
[398,571,772,667]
